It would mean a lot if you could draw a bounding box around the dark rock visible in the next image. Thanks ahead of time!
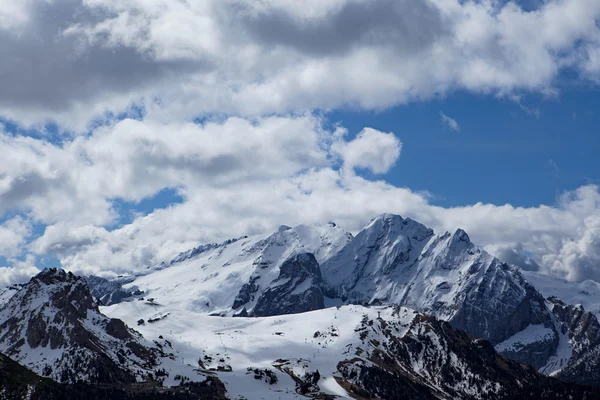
[232,276,260,309]
[233,307,248,317]
[551,298,600,386]
[252,253,324,317]
[106,319,132,340]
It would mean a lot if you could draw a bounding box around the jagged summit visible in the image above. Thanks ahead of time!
[364,213,435,240]
[449,228,471,246]
[0,268,169,384]
[33,268,78,285]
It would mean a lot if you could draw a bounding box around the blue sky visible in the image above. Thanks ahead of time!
[1,0,600,284]
[331,88,600,208]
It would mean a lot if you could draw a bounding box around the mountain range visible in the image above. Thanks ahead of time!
[1,214,600,399]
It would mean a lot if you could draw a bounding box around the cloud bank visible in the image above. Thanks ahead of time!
[0,0,600,284]
[0,115,597,284]
[0,0,598,129]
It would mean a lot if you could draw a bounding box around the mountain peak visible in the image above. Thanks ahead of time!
[0,268,164,384]
[451,228,470,243]
[367,212,404,226]
[33,268,78,285]
[364,213,434,242]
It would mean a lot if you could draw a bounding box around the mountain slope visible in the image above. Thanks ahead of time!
[0,268,213,387]
[0,350,227,400]
[523,270,600,319]
[103,301,600,399]
[549,297,600,386]
[321,214,558,368]
[98,222,352,316]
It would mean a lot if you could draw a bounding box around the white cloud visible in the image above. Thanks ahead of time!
[0,0,600,286]
[0,0,598,129]
[0,216,32,258]
[542,216,600,282]
[0,114,593,284]
[440,112,460,131]
[30,157,600,284]
[0,217,36,286]
[332,128,401,174]
[484,243,541,272]
[0,115,331,227]
[0,255,39,287]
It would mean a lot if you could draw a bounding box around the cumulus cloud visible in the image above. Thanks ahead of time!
[542,217,600,282]
[1,0,600,286]
[0,0,598,128]
[29,158,600,284]
[0,217,36,286]
[440,112,460,131]
[0,115,331,227]
[0,255,39,287]
[484,243,541,272]
[0,217,32,258]
[332,128,401,174]
[0,113,594,284]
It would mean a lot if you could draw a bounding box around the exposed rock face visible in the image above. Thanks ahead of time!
[252,253,324,316]
[85,275,143,306]
[550,298,600,386]
[0,269,157,384]
[232,276,260,310]
[335,307,598,400]
[551,297,600,352]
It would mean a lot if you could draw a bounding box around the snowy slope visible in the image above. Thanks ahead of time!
[115,222,352,316]
[0,284,22,306]
[104,302,383,399]
[103,301,569,400]
[496,324,555,353]
[523,270,600,319]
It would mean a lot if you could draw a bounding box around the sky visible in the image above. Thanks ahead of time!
[1,0,600,285]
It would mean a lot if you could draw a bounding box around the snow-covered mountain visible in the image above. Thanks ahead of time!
[1,274,594,400]
[0,268,213,387]
[85,214,600,380]
[90,222,352,316]
[3,213,600,397]
[321,215,551,346]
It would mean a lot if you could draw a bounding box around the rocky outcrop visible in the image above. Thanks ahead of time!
[550,297,600,352]
[336,307,599,400]
[252,253,324,316]
[85,275,143,306]
[232,276,260,310]
[550,298,600,386]
[0,269,158,384]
